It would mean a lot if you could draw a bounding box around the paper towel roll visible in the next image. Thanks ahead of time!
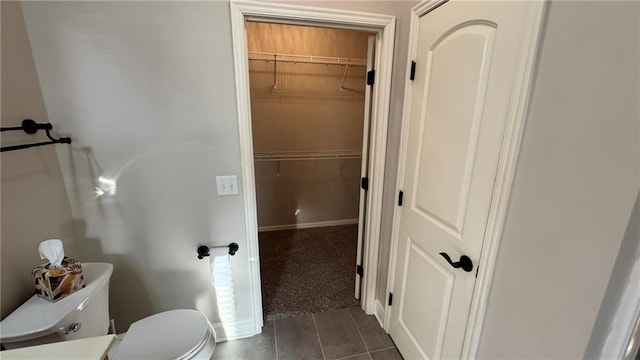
[39,239,65,267]
[210,247,236,323]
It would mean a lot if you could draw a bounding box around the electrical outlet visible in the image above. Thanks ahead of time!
[216,175,238,196]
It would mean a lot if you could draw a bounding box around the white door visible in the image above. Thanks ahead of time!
[355,35,376,299]
[389,1,539,358]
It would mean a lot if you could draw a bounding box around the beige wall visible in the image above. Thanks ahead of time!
[0,1,78,319]
[248,23,368,153]
[246,22,369,59]
[248,23,368,227]
[477,1,640,357]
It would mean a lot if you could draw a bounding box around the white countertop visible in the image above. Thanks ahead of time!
[0,335,115,360]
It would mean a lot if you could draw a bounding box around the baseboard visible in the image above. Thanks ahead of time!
[258,219,358,232]
[374,299,385,328]
[213,318,257,342]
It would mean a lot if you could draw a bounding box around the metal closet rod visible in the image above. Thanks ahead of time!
[254,150,362,161]
[1,119,72,153]
[248,52,367,67]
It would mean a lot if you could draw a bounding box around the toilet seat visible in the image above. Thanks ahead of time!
[113,309,215,360]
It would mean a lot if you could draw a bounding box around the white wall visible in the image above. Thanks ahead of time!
[20,0,416,336]
[21,1,249,335]
[477,1,640,357]
[0,1,78,319]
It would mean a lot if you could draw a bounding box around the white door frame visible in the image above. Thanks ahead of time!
[384,0,547,357]
[229,0,396,334]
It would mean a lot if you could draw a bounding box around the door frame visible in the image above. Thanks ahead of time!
[384,0,547,357]
[229,0,396,335]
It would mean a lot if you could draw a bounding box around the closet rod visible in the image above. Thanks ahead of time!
[254,150,362,162]
[248,52,366,67]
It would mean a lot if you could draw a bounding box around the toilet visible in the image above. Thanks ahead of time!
[0,263,216,359]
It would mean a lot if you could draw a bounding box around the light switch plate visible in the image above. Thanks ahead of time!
[216,175,238,196]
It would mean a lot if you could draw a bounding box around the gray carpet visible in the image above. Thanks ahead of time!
[259,225,360,320]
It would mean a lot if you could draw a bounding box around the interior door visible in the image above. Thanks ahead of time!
[389,1,536,358]
[355,35,376,299]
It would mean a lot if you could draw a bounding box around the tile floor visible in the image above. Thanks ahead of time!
[213,307,404,360]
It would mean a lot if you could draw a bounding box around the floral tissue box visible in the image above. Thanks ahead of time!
[32,257,85,302]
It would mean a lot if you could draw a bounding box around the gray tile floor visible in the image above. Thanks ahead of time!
[213,307,404,360]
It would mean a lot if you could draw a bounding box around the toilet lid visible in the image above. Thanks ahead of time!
[114,309,212,360]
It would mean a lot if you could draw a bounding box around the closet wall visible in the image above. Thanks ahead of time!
[247,22,371,229]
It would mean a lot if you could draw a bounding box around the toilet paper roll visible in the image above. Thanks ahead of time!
[39,239,65,268]
[210,247,231,287]
[210,247,236,323]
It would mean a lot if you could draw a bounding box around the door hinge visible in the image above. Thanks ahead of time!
[356,264,364,277]
[409,61,416,80]
[475,266,479,278]
[388,292,394,306]
[398,190,404,206]
[361,177,369,191]
[367,70,376,85]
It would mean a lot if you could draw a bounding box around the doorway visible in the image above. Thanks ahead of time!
[230,1,396,335]
[246,21,374,319]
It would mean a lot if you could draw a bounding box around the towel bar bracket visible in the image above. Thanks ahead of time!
[1,119,71,152]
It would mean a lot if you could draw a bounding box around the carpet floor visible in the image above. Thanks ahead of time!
[259,224,360,320]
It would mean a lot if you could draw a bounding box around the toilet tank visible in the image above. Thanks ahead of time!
[0,263,113,349]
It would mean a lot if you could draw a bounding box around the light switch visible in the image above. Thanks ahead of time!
[216,175,239,196]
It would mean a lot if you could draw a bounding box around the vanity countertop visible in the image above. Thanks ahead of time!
[0,335,115,360]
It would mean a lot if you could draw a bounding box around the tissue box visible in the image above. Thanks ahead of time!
[32,257,85,302]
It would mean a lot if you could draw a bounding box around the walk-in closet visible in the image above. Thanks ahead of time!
[246,22,374,319]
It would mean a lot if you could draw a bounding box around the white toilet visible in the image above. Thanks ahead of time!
[0,263,216,359]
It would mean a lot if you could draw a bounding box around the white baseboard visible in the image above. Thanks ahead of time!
[374,299,385,328]
[258,219,358,232]
[213,318,258,342]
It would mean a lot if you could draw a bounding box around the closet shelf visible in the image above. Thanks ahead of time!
[254,150,362,162]
[248,52,366,67]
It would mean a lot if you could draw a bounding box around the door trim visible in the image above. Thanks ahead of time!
[384,0,548,357]
[230,0,396,335]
